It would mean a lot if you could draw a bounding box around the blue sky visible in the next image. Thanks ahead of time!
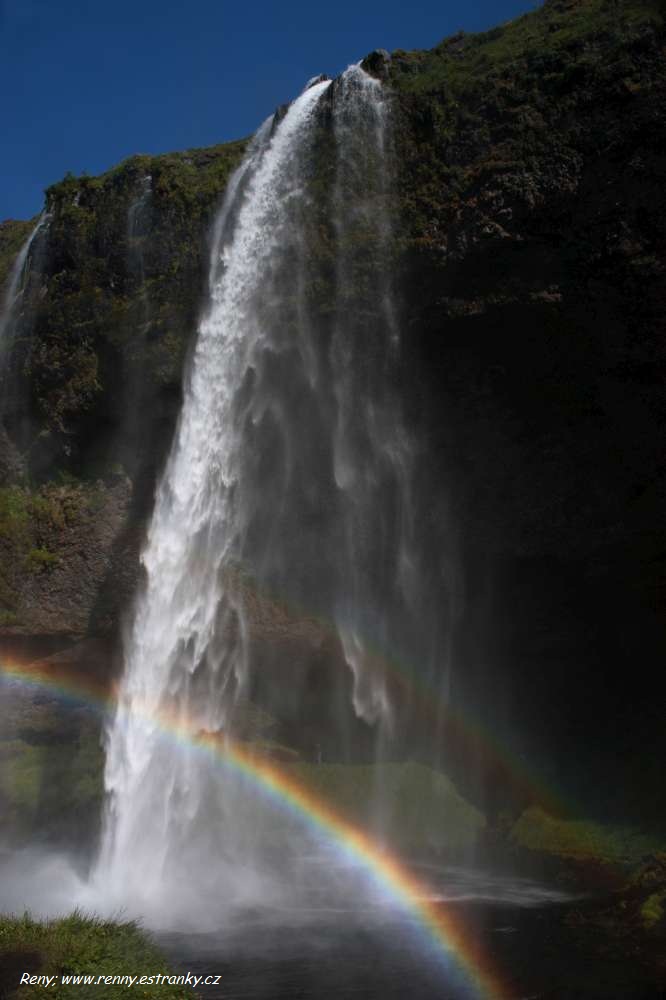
[1,0,537,220]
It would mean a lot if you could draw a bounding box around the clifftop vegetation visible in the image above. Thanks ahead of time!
[391,0,662,97]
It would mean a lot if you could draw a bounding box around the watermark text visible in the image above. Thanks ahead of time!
[19,971,221,989]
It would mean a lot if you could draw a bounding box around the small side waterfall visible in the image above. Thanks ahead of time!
[94,66,437,924]
[0,213,50,365]
[127,175,152,241]
[127,175,152,326]
[0,213,51,478]
[328,68,413,728]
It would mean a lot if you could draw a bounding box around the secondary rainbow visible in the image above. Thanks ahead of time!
[222,573,568,815]
[0,656,511,1000]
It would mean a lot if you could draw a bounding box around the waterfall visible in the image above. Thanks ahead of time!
[127,175,152,241]
[0,213,49,365]
[127,175,152,325]
[328,68,414,729]
[94,66,428,925]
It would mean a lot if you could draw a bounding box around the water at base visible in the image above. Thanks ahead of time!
[0,850,572,923]
[2,830,654,999]
[160,891,657,1000]
[7,852,647,1000]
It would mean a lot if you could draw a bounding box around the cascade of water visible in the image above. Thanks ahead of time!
[0,213,50,364]
[127,176,152,326]
[93,66,434,925]
[328,66,414,731]
[128,175,152,238]
[95,79,333,922]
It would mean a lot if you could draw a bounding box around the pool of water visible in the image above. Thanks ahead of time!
[0,852,661,998]
[159,865,662,1000]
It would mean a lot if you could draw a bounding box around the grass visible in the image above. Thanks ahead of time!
[0,913,190,999]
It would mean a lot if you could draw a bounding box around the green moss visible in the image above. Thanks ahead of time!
[0,913,189,999]
[1,136,248,474]
[0,480,120,620]
[0,490,31,611]
[26,547,58,571]
[510,806,664,865]
[640,890,665,929]
[0,487,30,534]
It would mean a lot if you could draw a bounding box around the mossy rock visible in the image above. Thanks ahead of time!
[629,851,666,889]
[640,890,665,930]
[0,219,36,292]
[286,760,485,851]
[510,806,664,867]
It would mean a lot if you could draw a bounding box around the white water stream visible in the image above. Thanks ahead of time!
[88,67,426,926]
[0,212,49,363]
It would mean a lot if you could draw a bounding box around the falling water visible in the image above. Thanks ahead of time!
[0,213,49,364]
[94,66,430,924]
[328,68,413,730]
[128,175,152,240]
[127,175,152,325]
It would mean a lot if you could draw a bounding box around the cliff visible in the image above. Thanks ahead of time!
[385,0,665,823]
[0,0,664,825]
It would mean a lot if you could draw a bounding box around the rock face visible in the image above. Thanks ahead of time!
[0,0,664,822]
[361,49,391,80]
[384,0,666,824]
[0,477,135,637]
[0,141,246,638]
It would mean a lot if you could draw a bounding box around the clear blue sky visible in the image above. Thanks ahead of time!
[1,0,538,221]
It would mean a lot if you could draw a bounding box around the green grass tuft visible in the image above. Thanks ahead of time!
[0,913,189,998]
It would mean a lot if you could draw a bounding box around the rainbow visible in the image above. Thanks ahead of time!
[343,636,567,815]
[0,657,511,1000]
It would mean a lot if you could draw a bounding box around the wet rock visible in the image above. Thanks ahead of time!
[361,49,391,80]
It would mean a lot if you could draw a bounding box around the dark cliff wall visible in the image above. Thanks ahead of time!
[384,0,665,823]
[0,0,663,822]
